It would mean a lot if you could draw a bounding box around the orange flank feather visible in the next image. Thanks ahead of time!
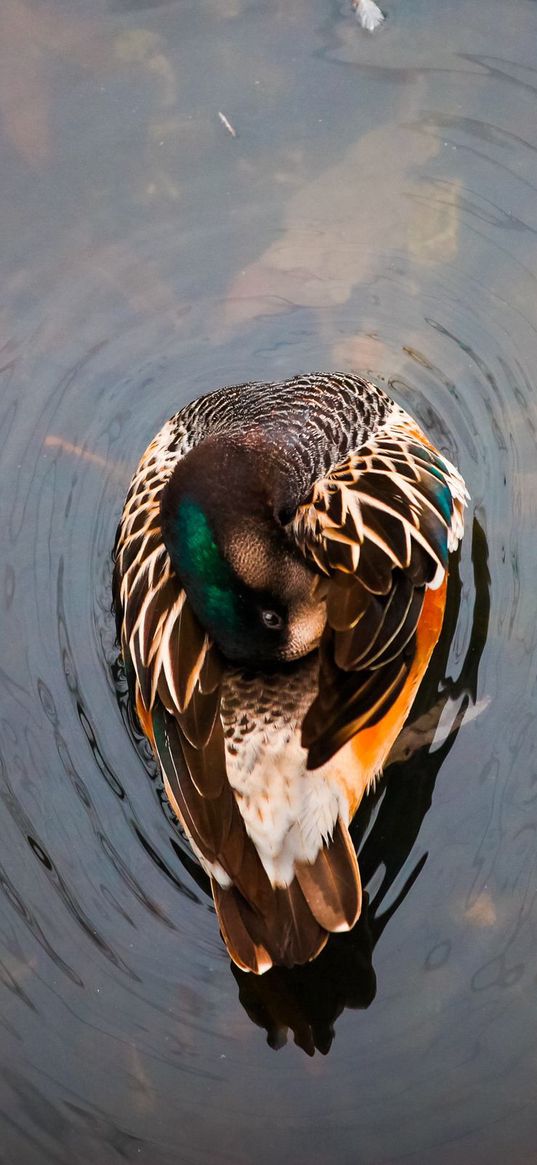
[340,577,448,820]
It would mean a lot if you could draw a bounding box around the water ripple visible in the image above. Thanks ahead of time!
[2,0,537,1161]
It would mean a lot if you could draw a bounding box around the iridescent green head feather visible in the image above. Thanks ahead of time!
[172,497,240,632]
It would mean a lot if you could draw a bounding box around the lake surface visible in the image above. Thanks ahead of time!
[2,0,537,1161]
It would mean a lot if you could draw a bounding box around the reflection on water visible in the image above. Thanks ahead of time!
[2,0,537,1161]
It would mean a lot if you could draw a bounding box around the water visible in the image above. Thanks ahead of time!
[1,0,537,1161]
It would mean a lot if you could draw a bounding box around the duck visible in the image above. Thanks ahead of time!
[113,372,467,974]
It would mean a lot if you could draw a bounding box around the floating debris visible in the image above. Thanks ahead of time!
[352,0,385,31]
[218,111,237,139]
[44,436,128,482]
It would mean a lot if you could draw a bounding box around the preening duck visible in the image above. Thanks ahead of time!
[113,373,467,973]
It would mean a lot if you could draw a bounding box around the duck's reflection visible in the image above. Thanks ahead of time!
[225,516,488,1053]
[232,897,377,1055]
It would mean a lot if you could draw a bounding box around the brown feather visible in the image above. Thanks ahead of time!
[268,883,328,967]
[356,538,394,595]
[358,504,411,568]
[212,882,273,975]
[326,574,368,631]
[333,595,384,671]
[366,588,424,669]
[213,879,329,973]
[295,818,361,931]
[334,573,417,672]
[174,600,208,713]
[177,684,221,751]
[155,712,233,857]
[198,647,224,694]
[139,575,179,664]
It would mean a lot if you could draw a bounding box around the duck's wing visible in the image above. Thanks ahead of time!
[290,418,468,770]
[113,461,219,752]
[113,468,334,974]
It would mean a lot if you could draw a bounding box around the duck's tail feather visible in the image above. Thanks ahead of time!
[212,879,328,974]
[296,818,362,932]
[212,819,361,974]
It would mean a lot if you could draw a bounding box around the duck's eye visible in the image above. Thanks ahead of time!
[261,609,284,631]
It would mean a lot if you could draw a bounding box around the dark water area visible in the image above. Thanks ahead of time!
[2,0,537,1161]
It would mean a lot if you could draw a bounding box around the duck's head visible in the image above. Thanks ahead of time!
[160,434,326,665]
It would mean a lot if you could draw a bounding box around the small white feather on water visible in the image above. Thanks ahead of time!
[353,0,385,31]
[218,111,237,138]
